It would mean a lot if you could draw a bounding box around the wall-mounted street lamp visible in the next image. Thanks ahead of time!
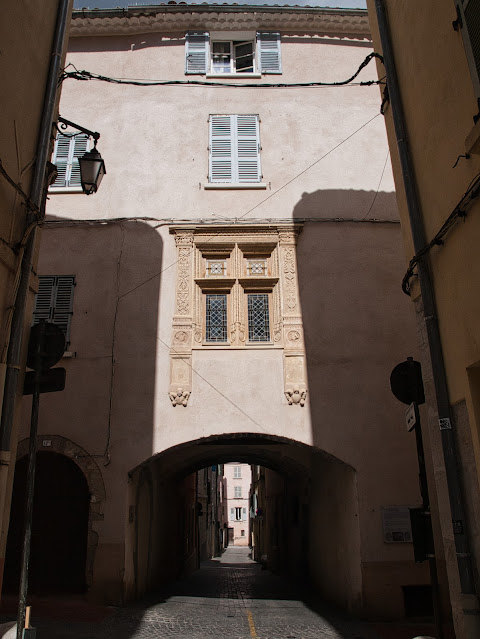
[57,116,106,194]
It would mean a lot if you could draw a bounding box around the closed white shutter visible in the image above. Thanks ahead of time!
[33,275,75,341]
[242,507,247,521]
[52,276,76,339]
[236,115,261,183]
[33,277,56,324]
[209,115,260,183]
[185,32,209,74]
[230,507,235,521]
[257,32,282,74]
[51,133,88,188]
[210,115,233,183]
[69,135,89,187]
[51,135,71,187]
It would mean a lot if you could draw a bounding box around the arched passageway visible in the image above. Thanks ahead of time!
[125,434,361,614]
[4,451,90,593]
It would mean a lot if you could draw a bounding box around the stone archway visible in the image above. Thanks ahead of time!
[14,435,105,589]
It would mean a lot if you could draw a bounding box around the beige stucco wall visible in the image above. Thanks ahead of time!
[366,1,480,636]
[0,0,72,591]
[13,8,430,616]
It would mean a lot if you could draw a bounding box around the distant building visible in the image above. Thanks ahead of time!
[223,463,251,546]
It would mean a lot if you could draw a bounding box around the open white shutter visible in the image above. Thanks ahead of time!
[242,507,247,521]
[236,115,261,183]
[257,32,282,74]
[210,115,233,183]
[185,32,209,74]
[230,507,235,521]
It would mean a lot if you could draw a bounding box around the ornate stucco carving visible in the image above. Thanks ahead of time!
[285,387,307,407]
[169,224,307,404]
[169,387,191,407]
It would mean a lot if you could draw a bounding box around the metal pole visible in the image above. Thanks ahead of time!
[412,401,443,639]
[16,322,45,639]
[374,0,480,630]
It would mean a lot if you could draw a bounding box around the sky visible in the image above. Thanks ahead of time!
[73,0,367,9]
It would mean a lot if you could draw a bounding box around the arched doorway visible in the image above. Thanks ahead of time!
[4,451,90,593]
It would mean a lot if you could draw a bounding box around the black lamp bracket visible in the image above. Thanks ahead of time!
[57,116,101,146]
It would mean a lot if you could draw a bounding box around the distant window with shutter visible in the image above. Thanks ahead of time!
[50,133,89,190]
[185,31,281,75]
[209,115,261,184]
[458,0,480,96]
[234,486,242,498]
[33,275,75,342]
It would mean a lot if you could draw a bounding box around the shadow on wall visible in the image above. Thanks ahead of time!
[7,216,163,605]
[292,188,414,616]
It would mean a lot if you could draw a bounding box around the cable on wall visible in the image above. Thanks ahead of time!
[60,52,384,90]
[402,170,480,295]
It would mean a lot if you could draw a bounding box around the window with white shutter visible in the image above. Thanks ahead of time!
[257,32,282,74]
[209,115,261,184]
[185,32,281,75]
[185,31,209,74]
[230,507,235,521]
[457,1,480,97]
[33,275,75,342]
[50,133,89,190]
[242,507,247,521]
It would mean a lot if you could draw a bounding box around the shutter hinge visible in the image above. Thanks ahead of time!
[453,5,463,31]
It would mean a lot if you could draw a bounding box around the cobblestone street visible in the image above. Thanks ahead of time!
[0,547,435,639]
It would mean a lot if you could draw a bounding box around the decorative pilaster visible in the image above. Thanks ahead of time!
[278,229,307,405]
[169,231,194,405]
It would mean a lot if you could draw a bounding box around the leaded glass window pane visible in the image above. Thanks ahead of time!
[207,260,226,277]
[206,294,227,342]
[248,259,266,275]
[248,294,270,342]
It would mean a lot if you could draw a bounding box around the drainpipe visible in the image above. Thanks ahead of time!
[374,0,480,635]
[0,0,71,580]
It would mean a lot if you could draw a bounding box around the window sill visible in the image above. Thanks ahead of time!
[49,187,83,194]
[204,183,267,190]
[206,73,262,79]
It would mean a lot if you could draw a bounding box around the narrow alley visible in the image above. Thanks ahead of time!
[0,547,435,639]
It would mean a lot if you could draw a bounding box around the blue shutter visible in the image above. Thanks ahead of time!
[236,115,261,183]
[210,115,233,183]
[185,32,209,74]
[257,32,282,74]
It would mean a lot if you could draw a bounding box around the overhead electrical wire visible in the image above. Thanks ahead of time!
[60,52,384,90]
[402,170,480,295]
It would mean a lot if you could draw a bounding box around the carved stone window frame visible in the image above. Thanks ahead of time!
[168,224,307,406]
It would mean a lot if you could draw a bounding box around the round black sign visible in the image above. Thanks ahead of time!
[27,322,66,371]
